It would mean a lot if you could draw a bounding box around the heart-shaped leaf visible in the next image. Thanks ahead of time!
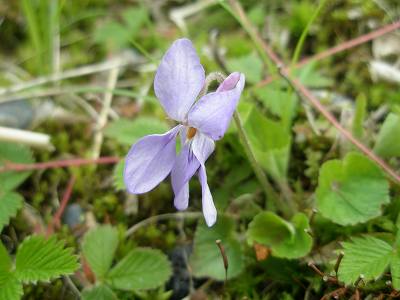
[316,152,390,225]
[247,212,313,259]
[374,113,400,158]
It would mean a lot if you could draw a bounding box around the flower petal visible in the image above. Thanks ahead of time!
[188,72,245,140]
[171,144,200,210]
[191,132,216,226]
[124,125,181,194]
[198,165,217,227]
[154,38,205,122]
[191,132,215,164]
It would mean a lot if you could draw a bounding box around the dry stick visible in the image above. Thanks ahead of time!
[91,67,119,159]
[0,126,53,150]
[0,156,120,173]
[230,0,400,185]
[0,55,136,96]
[47,175,76,235]
[256,20,400,88]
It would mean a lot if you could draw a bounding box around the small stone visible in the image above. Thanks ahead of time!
[62,204,83,228]
[0,100,34,129]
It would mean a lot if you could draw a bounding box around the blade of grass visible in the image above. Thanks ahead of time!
[21,0,44,73]
[130,39,158,64]
[218,0,276,73]
[291,0,328,67]
[0,85,157,103]
[49,0,60,74]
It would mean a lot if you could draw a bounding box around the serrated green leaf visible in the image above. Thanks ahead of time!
[82,225,119,280]
[294,61,333,88]
[0,192,23,232]
[247,211,295,245]
[338,236,392,285]
[107,248,171,291]
[82,284,118,300]
[244,106,291,180]
[190,215,244,280]
[247,212,312,259]
[0,142,34,193]
[112,160,125,190]
[374,113,400,158]
[316,152,390,225]
[0,271,23,300]
[15,235,79,283]
[121,7,147,35]
[253,85,298,129]
[0,243,11,273]
[104,117,169,146]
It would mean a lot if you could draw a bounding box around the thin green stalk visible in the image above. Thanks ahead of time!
[233,112,295,218]
[218,0,276,74]
[130,39,159,64]
[291,0,328,67]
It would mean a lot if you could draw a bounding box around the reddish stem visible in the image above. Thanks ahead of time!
[286,74,400,184]
[256,20,400,88]
[231,0,400,185]
[47,175,76,235]
[0,156,120,172]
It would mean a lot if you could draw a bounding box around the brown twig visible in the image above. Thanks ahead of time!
[334,251,345,275]
[229,0,400,185]
[47,176,76,235]
[216,239,229,282]
[0,156,120,173]
[256,20,400,88]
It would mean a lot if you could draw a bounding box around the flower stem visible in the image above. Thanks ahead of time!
[204,71,295,217]
[233,111,294,217]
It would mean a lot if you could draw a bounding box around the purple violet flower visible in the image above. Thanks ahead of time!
[124,38,245,226]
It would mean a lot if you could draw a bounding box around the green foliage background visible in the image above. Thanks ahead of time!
[0,0,400,299]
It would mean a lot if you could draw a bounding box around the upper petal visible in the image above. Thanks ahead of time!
[171,144,200,210]
[124,125,181,194]
[154,38,206,122]
[187,72,245,140]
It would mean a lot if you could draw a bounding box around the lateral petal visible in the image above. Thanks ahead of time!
[124,125,181,194]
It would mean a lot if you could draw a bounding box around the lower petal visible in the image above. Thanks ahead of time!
[198,165,217,227]
[124,125,181,194]
[171,145,200,210]
[191,132,215,164]
[174,184,189,210]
